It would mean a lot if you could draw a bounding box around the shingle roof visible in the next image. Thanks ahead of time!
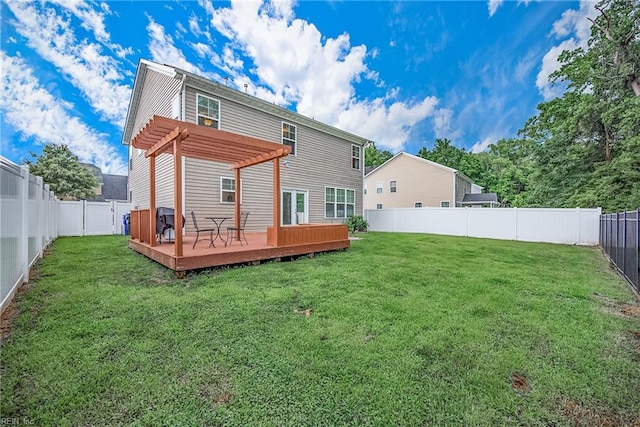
[461,193,499,205]
[102,174,128,201]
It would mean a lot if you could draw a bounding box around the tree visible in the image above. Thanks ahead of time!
[521,0,640,212]
[24,144,99,200]
[364,143,393,167]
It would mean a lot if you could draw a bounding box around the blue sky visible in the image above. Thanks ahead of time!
[0,0,597,175]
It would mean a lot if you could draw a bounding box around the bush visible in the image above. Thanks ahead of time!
[346,215,368,233]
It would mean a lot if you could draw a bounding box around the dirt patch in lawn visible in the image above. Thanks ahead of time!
[593,293,640,319]
[510,373,530,393]
[560,398,640,427]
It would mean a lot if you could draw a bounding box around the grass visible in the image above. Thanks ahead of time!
[1,232,639,426]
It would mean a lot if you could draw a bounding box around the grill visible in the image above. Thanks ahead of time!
[156,207,184,244]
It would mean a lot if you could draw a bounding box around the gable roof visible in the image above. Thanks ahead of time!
[122,59,371,148]
[365,151,477,184]
[365,151,456,176]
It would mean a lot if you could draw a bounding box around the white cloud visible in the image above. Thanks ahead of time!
[488,0,504,17]
[433,108,453,138]
[203,0,437,152]
[0,52,127,175]
[536,0,598,99]
[471,137,494,154]
[147,17,222,82]
[5,1,132,127]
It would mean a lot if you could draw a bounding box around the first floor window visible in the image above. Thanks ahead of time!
[325,187,355,218]
[221,177,241,203]
[415,202,422,208]
[441,201,450,207]
[376,204,383,210]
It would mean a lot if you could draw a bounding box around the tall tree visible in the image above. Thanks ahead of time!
[364,143,393,167]
[522,0,640,212]
[24,144,99,200]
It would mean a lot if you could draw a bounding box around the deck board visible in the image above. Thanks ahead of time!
[128,231,349,272]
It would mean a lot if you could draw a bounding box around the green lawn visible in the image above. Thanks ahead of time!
[1,233,639,426]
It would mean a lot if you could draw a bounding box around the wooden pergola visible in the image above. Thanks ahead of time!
[131,115,291,257]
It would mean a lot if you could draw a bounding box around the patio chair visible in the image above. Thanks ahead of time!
[190,211,218,249]
[226,211,249,246]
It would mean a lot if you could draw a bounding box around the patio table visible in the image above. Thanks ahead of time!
[205,216,231,247]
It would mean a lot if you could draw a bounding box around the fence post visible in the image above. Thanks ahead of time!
[514,207,518,241]
[36,176,44,259]
[576,207,581,245]
[622,210,627,275]
[19,166,29,284]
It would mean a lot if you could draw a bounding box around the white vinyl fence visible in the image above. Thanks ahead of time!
[1,157,133,312]
[365,207,602,245]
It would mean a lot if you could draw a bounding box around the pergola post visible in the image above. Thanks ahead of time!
[149,155,156,247]
[234,167,241,240]
[272,158,281,246]
[174,135,183,257]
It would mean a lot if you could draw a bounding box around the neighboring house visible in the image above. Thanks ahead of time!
[460,193,500,208]
[81,163,128,202]
[122,59,369,233]
[364,151,481,210]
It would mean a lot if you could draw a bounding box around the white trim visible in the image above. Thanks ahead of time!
[281,188,308,225]
[196,93,221,129]
[324,185,356,218]
[220,176,242,204]
[351,144,361,170]
[365,151,457,178]
[140,59,176,78]
[282,121,297,156]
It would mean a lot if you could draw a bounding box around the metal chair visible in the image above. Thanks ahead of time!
[226,211,249,246]
[190,211,218,249]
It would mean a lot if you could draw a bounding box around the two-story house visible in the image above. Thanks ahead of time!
[364,152,481,209]
[122,59,370,235]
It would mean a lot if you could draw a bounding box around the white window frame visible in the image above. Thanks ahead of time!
[441,200,450,208]
[376,204,383,210]
[415,202,423,208]
[363,183,367,195]
[351,144,361,170]
[220,177,242,204]
[376,183,383,194]
[390,180,397,193]
[197,93,220,129]
[325,186,355,218]
[282,122,297,156]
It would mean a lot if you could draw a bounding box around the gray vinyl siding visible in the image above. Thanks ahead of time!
[455,175,473,206]
[183,85,363,231]
[127,70,182,209]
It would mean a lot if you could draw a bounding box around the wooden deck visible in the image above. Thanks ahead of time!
[128,226,349,275]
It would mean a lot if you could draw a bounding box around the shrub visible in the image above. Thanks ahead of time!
[346,215,368,233]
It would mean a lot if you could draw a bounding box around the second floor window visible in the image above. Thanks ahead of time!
[197,94,220,129]
[390,180,397,193]
[376,183,383,194]
[352,145,361,170]
[282,122,297,155]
